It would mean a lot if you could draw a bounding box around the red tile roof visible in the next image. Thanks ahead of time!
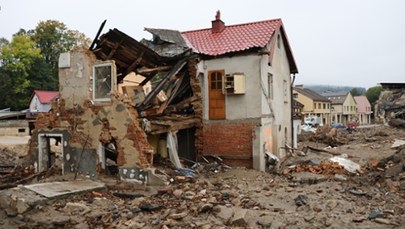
[34,90,59,104]
[181,18,298,73]
[182,19,280,56]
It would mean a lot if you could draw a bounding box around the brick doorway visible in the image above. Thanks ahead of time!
[37,133,64,174]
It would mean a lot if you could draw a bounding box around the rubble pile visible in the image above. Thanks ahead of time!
[0,126,404,228]
[366,145,405,193]
[375,84,405,128]
[289,161,347,175]
[308,125,348,147]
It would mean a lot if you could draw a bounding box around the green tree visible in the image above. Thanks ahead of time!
[0,34,41,93]
[350,87,364,96]
[30,20,90,70]
[365,85,382,106]
[0,34,42,109]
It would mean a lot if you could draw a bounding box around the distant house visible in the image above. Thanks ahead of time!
[293,87,331,125]
[322,92,356,125]
[29,90,59,113]
[354,96,372,125]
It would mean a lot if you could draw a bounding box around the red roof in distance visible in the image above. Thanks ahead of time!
[33,90,59,104]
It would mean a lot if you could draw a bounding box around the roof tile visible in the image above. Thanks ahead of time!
[181,19,282,56]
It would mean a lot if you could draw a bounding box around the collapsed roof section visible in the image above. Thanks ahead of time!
[141,28,189,57]
[90,27,201,135]
[91,28,191,84]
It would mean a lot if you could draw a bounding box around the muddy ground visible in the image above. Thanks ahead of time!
[0,125,404,228]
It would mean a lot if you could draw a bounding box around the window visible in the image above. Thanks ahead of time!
[293,93,298,99]
[323,103,326,109]
[277,33,281,49]
[283,80,288,102]
[328,104,330,109]
[318,103,321,109]
[93,62,115,102]
[268,73,273,99]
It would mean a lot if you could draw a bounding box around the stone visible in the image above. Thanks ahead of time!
[384,164,403,177]
[173,189,183,199]
[15,199,30,214]
[51,215,71,226]
[368,209,384,219]
[198,203,213,213]
[269,220,283,229]
[291,172,327,184]
[352,215,367,223]
[374,218,391,225]
[294,195,308,206]
[127,221,146,228]
[231,208,248,226]
[286,187,294,192]
[183,191,196,200]
[257,215,273,228]
[170,211,188,220]
[214,205,234,221]
[304,214,315,222]
[199,189,207,196]
[334,174,347,181]
[231,198,241,206]
[63,202,91,214]
[385,179,399,193]
[326,199,338,209]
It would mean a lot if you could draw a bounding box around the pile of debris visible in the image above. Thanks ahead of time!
[308,125,348,147]
[375,83,405,128]
[289,161,347,175]
[366,144,405,193]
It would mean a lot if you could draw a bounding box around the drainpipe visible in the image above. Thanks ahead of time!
[290,73,296,149]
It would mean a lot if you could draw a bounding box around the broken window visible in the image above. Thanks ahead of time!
[93,62,115,102]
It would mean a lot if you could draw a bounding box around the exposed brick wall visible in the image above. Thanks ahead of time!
[202,120,256,168]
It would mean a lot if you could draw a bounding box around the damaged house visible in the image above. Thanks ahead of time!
[28,11,298,182]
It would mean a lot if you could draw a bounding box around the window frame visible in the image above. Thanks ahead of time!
[92,62,115,102]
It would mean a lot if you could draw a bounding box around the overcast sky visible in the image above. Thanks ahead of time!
[1,0,404,89]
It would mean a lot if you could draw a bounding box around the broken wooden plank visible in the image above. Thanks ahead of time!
[305,146,344,156]
[137,66,171,74]
[137,58,188,111]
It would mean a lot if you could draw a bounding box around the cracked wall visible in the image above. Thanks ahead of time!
[29,46,154,178]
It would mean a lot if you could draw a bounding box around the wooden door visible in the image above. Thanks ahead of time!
[208,71,225,119]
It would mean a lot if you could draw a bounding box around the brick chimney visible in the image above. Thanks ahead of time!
[212,10,225,33]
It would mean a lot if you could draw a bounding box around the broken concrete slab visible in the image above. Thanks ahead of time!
[24,180,105,198]
[391,139,405,149]
[0,180,105,216]
[0,187,48,216]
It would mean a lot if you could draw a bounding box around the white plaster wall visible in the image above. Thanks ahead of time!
[59,47,97,108]
[261,33,293,158]
[198,55,262,120]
